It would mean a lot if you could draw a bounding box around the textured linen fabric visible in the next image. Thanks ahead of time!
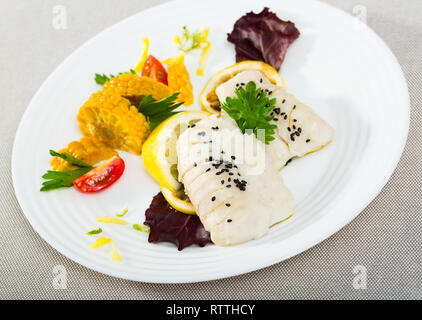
[0,0,421,300]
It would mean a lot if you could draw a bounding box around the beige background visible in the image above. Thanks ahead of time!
[0,0,421,299]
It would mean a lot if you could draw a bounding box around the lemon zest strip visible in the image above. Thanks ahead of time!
[197,40,211,76]
[110,240,122,262]
[115,204,129,217]
[89,236,112,249]
[133,224,150,233]
[134,37,150,73]
[96,216,128,225]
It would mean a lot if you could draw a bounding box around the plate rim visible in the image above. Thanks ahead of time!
[12,0,410,283]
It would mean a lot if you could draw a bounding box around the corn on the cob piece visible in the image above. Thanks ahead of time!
[77,89,149,155]
[165,55,194,106]
[77,73,177,155]
[102,73,171,100]
[51,136,118,171]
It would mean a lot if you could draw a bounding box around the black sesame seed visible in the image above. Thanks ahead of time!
[198,131,205,136]
[216,171,222,175]
[241,82,245,86]
[293,105,296,110]
[209,156,213,161]
[231,155,236,160]
[228,178,231,182]
[227,219,232,223]
[191,124,196,128]
[287,127,291,132]
[285,158,293,166]
[194,162,197,167]
[274,118,278,121]
[298,127,302,133]
[260,78,263,83]
[226,185,231,188]
[273,108,280,114]
[268,91,273,95]
[295,131,300,136]
[221,180,224,184]
[225,203,231,207]
[284,115,288,120]
[229,172,234,176]
[211,196,216,201]
[306,139,311,143]
[282,99,286,104]
[292,125,296,130]
[293,119,297,122]
[206,168,211,172]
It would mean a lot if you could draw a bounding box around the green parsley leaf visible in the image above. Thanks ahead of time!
[41,150,94,191]
[86,228,103,235]
[133,224,150,233]
[177,26,209,53]
[138,93,183,130]
[94,73,111,86]
[49,150,92,168]
[40,167,93,191]
[221,81,277,144]
[94,69,136,86]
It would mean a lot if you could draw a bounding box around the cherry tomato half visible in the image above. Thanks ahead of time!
[142,55,168,85]
[73,156,125,193]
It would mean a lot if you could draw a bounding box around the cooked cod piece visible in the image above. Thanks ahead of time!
[176,115,294,246]
[216,70,334,167]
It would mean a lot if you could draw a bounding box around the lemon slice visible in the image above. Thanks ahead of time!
[200,60,286,113]
[142,111,210,191]
[161,186,195,214]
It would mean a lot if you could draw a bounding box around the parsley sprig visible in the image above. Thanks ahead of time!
[94,69,136,86]
[40,150,94,192]
[139,93,183,130]
[49,150,92,168]
[177,26,209,53]
[221,81,277,144]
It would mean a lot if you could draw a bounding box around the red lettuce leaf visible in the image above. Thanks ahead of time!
[227,7,300,71]
[144,192,211,251]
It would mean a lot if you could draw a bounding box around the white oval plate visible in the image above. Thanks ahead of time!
[12,0,409,283]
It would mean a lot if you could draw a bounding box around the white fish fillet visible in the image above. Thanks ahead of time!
[216,70,334,167]
[176,70,333,246]
[176,115,294,246]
